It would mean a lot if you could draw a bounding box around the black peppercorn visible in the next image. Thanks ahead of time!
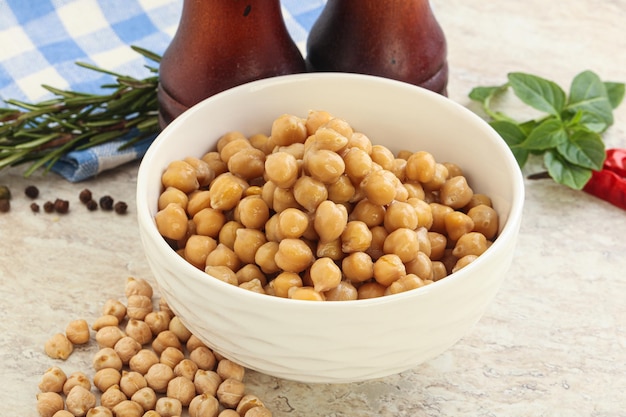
[114,201,128,214]
[30,202,40,213]
[24,185,39,199]
[0,199,10,213]
[86,200,98,211]
[99,195,114,210]
[79,188,92,204]
[43,201,55,213]
[54,199,70,214]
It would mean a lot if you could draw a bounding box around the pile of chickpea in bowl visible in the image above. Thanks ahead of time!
[137,73,524,383]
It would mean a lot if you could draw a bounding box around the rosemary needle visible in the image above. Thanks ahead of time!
[0,45,161,177]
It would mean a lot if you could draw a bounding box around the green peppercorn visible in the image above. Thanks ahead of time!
[25,185,39,199]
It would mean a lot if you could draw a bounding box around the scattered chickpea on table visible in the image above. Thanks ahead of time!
[37,277,274,417]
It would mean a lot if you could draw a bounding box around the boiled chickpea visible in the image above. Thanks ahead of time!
[314,200,348,243]
[155,203,188,241]
[452,254,479,273]
[467,204,499,239]
[385,274,427,295]
[271,272,303,298]
[233,228,267,264]
[305,110,333,135]
[327,175,356,203]
[452,232,488,258]
[429,203,454,234]
[343,147,373,183]
[309,257,342,293]
[217,131,246,153]
[341,221,372,253]
[293,175,328,212]
[158,187,188,211]
[370,145,395,171]
[288,286,325,301]
[405,151,436,183]
[249,133,275,155]
[384,201,418,232]
[444,211,475,242]
[316,238,343,261]
[161,160,199,194]
[184,156,215,187]
[440,176,474,209]
[219,137,252,164]
[305,148,345,184]
[373,254,406,287]
[254,241,280,274]
[184,235,217,269]
[274,238,314,273]
[431,261,448,281]
[383,228,420,263]
[272,187,300,213]
[349,199,385,228]
[427,231,447,261]
[422,163,449,192]
[357,282,387,299]
[405,252,433,280]
[365,225,388,260]
[218,220,244,250]
[209,173,246,211]
[271,113,307,146]
[277,208,309,239]
[361,170,396,206]
[265,151,299,188]
[341,251,374,283]
[205,243,241,272]
[228,147,266,180]
[205,265,238,286]
[201,151,228,177]
[313,126,349,152]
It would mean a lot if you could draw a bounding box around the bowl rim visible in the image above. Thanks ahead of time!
[137,72,525,309]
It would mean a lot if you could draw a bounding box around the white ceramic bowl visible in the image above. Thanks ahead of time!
[137,73,524,384]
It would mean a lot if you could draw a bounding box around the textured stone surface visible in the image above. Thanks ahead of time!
[1,1,625,416]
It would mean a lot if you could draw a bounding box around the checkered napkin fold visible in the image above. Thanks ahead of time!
[0,0,325,181]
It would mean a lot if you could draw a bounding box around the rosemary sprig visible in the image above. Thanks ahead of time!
[0,45,161,177]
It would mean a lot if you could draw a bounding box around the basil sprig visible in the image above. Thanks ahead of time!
[469,70,625,189]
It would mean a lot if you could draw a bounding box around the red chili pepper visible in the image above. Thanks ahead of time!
[583,148,626,210]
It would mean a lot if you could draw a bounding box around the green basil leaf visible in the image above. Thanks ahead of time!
[522,118,568,150]
[567,70,614,127]
[574,111,608,133]
[604,81,625,109]
[544,150,593,190]
[518,119,539,136]
[468,86,501,103]
[508,72,566,116]
[490,120,529,168]
[556,129,606,170]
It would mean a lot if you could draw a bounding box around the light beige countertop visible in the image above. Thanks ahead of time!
[2,1,625,416]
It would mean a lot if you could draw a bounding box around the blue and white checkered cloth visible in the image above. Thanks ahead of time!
[0,0,326,181]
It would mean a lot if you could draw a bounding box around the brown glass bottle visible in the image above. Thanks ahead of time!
[305,0,448,95]
[158,0,306,127]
